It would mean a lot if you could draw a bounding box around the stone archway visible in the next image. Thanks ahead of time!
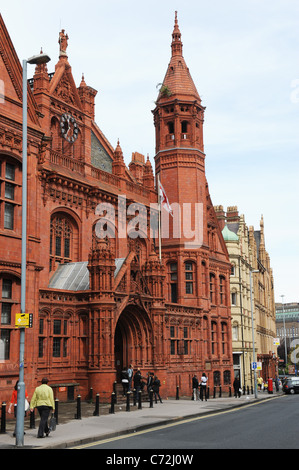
[114,304,153,381]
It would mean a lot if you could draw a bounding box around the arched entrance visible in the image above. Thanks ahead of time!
[114,304,153,381]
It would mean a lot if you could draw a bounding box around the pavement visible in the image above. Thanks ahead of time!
[0,389,283,450]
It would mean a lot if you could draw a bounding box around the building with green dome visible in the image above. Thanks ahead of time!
[215,205,277,389]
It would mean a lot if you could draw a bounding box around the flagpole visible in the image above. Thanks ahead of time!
[157,174,162,262]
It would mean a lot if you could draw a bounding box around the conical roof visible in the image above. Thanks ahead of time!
[157,12,201,102]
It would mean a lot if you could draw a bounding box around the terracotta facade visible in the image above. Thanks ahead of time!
[0,13,233,402]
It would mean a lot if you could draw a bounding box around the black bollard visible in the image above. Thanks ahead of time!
[149,389,154,408]
[110,392,115,414]
[229,386,232,397]
[93,393,100,416]
[0,402,6,434]
[75,395,81,420]
[113,381,117,404]
[133,389,137,406]
[138,390,142,409]
[219,386,222,398]
[247,386,250,395]
[243,385,246,395]
[89,387,93,403]
[213,386,216,398]
[176,385,179,400]
[207,386,210,399]
[54,399,59,425]
[30,409,35,429]
[126,392,130,412]
[251,386,253,394]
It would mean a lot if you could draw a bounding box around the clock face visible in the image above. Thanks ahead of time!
[60,113,79,143]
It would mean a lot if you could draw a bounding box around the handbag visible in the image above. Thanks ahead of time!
[24,399,30,412]
[49,414,56,432]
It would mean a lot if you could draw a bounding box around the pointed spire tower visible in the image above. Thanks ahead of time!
[153,12,207,242]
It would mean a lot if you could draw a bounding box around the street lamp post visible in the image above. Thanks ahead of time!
[249,268,259,399]
[280,295,287,372]
[16,53,50,447]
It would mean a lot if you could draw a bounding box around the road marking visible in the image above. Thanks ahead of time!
[71,395,285,449]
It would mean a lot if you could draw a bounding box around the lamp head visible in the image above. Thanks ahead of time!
[27,53,51,65]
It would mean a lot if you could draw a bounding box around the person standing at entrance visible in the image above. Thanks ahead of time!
[121,368,129,396]
[30,378,55,438]
[127,365,134,392]
[146,372,154,399]
[133,369,143,401]
[153,375,162,403]
[200,373,208,401]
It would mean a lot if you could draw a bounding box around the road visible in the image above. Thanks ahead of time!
[74,394,299,450]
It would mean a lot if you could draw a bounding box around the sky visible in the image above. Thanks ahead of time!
[1,0,299,303]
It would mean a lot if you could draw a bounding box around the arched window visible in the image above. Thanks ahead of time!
[201,261,207,297]
[167,121,174,134]
[50,212,79,271]
[0,275,20,360]
[224,370,231,385]
[209,273,216,304]
[185,261,195,295]
[213,370,221,386]
[211,321,217,355]
[52,313,71,358]
[221,322,228,355]
[50,116,61,152]
[168,262,178,303]
[0,156,21,232]
[219,275,226,305]
[181,120,189,134]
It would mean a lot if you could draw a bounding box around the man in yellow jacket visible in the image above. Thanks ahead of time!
[30,378,55,438]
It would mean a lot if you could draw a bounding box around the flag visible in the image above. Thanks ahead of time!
[158,180,173,216]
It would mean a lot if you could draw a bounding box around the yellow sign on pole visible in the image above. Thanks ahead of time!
[15,313,33,328]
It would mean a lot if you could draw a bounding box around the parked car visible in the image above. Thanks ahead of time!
[282,377,299,394]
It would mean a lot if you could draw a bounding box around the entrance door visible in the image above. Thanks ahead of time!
[114,323,124,381]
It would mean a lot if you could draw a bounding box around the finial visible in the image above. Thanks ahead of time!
[171,10,182,56]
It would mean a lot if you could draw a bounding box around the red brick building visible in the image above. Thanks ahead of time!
[0,13,233,402]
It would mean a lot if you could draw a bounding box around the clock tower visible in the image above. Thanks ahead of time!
[153,12,207,247]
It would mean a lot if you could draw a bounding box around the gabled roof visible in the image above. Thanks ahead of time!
[49,56,83,110]
[0,14,41,127]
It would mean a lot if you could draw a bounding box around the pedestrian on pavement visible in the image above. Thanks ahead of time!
[233,376,241,398]
[257,376,263,391]
[30,377,55,438]
[133,368,143,401]
[153,375,162,403]
[192,374,199,400]
[200,373,208,401]
[127,364,134,392]
[8,380,30,437]
[146,372,154,399]
[121,368,129,396]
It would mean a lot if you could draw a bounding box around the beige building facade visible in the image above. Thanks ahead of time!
[215,206,278,389]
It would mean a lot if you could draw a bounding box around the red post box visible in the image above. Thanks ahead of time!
[268,378,273,394]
